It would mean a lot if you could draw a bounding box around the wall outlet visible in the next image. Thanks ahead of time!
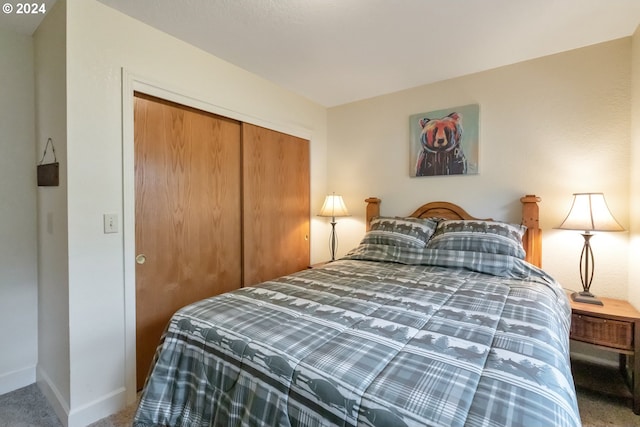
[103,214,118,234]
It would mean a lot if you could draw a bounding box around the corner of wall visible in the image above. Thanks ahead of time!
[628,24,640,310]
[33,0,71,416]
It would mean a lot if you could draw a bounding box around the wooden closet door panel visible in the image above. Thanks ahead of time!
[134,93,242,389]
[242,123,310,286]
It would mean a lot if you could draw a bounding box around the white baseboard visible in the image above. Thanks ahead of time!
[37,369,126,427]
[36,366,129,427]
[37,367,70,427]
[0,365,36,395]
[67,386,127,427]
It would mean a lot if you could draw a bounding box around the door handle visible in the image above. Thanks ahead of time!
[136,254,146,265]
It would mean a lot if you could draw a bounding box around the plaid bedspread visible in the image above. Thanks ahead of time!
[134,248,580,427]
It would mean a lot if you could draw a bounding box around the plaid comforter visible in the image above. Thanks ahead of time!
[134,247,580,427]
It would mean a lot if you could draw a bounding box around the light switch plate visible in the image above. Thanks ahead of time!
[103,214,118,234]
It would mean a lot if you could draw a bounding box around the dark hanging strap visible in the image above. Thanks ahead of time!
[39,137,57,165]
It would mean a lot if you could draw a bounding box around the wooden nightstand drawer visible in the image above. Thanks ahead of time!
[571,313,633,350]
[568,294,640,414]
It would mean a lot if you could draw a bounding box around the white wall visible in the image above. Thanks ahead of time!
[33,0,70,423]
[60,0,328,425]
[0,28,38,395]
[328,39,631,301]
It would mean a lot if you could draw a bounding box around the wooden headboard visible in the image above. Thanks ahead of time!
[364,194,542,268]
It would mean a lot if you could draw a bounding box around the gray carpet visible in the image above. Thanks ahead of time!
[0,384,63,427]
[1,380,639,426]
[577,388,640,427]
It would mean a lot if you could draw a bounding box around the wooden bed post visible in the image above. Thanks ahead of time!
[365,197,381,231]
[520,195,542,268]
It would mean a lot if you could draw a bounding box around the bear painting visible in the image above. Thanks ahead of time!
[410,104,479,177]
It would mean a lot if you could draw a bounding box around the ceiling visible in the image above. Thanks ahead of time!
[3,1,640,107]
[0,0,57,34]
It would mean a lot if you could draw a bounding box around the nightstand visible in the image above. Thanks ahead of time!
[569,294,640,414]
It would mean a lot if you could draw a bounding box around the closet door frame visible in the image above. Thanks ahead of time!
[121,69,313,404]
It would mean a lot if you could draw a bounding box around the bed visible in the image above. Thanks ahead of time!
[133,194,581,427]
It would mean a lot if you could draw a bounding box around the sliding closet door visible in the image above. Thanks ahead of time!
[242,123,310,286]
[134,93,242,389]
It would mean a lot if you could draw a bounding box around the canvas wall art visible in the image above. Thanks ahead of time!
[410,104,479,177]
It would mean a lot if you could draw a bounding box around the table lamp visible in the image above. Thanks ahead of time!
[318,193,350,261]
[557,193,624,305]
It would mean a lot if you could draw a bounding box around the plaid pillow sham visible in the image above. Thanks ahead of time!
[362,217,438,248]
[427,219,527,259]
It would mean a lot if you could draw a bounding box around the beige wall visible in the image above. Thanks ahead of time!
[0,27,38,395]
[328,39,631,300]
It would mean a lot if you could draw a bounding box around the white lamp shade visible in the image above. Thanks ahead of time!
[557,193,624,232]
[318,194,350,217]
